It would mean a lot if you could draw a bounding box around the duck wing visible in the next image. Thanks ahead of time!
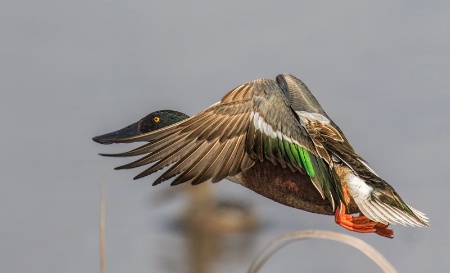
[100,77,341,206]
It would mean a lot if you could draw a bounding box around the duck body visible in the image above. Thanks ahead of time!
[93,73,428,237]
[232,160,350,215]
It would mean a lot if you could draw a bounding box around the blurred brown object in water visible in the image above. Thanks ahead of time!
[181,183,258,273]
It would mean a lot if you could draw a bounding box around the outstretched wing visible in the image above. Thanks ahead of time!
[101,80,256,186]
[100,78,341,206]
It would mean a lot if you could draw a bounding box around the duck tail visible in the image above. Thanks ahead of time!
[365,186,429,227]
[348,172,429,227]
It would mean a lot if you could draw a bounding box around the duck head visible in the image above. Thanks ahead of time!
[92,110,189,144]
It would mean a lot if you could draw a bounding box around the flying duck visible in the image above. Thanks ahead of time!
[93,73,428,238]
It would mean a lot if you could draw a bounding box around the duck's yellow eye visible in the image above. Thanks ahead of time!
[153,116,160,123]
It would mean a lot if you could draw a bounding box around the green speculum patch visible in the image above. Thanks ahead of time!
[262,133,315,178]
[298,145,315,177]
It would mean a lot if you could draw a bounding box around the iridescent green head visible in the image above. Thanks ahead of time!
[92,110,189,144]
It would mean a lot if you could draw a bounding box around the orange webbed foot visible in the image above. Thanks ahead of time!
[373,222,394,238]
[335,203,394,238]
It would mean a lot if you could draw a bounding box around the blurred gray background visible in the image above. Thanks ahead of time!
[1,1,449,272]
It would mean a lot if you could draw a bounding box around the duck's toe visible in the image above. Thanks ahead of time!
[373,222,394,238]
[335,202,394,238]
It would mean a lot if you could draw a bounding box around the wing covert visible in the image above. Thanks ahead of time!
[100,77,341,207]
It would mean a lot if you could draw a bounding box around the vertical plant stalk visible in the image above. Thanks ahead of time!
[248,230,398,273]
[100,182,106,273]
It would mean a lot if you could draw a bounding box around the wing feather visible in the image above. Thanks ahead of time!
[101,77,340,209]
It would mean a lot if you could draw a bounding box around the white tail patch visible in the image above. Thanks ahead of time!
[345,172,428,227]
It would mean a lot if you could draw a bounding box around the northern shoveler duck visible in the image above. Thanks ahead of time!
[93,73,428,238]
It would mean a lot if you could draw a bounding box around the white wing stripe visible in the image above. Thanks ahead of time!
[250,111,303,147]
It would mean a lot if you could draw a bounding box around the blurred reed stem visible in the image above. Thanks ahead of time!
[100,182,106,273]
[248,230,398,273]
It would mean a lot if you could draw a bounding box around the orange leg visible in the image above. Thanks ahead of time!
[335,202,394,238]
